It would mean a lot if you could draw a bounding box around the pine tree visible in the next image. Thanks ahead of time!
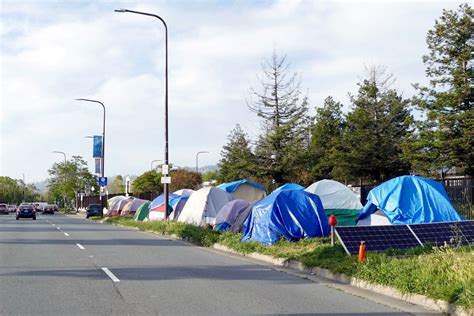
[309,96,345,179]
[218,124,257,182]
[248,51,310,185]
[410,3,474,176]
[338,66,412,182]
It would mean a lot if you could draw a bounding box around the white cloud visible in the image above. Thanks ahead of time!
[0,0,461,181]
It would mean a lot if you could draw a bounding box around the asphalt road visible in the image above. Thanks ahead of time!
[0,213,440,316]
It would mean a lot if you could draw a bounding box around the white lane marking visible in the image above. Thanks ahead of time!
[76,243,85,250]
[56,227,61,230]
[64,232,69,236]
[101,267,120,282]
[52,224,55,226]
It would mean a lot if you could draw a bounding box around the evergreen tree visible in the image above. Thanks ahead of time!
[409,3,473,176]
[309,96,345,179]
[337,67,412,182]
[248,51,310,185]
[218,124,257,182]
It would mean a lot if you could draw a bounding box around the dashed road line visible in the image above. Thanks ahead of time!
[76,243,85,250]
[101,268,120,282]
[56,227,61,230]
[64,232,70,236]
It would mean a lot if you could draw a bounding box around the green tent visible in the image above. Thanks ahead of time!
[134,201,151,221]
[324,209,360,226]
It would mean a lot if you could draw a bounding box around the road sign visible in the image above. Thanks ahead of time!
[161,176,171,184]
[162,164,169,175]
[98,177,108,187]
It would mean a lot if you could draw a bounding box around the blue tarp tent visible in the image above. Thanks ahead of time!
[149,193,180,211]
[218,179,266,192]
[273,183,304,192]
[358,175,462,224]
[242,190,330,245]
[218,179,266,202]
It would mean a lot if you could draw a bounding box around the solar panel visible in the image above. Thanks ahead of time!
[410,220,474,246]
[335,225,422,256]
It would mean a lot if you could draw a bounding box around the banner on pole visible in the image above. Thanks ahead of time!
[95,158,101,174]
[93,135,103,158]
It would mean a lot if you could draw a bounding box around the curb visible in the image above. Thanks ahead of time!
[212,244,472,316]
[89,218,472,316]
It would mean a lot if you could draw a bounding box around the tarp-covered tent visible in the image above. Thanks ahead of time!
[148,193,180,221]
[217,179,266,202]
[173,189,195,196]
[242,190,330,245]
[178,187,234,226]
[273,183,304,192]
[359,175,462,224]
[121,198,148,216]
[134,201,151,221]
[169,196,189,220]
[305,179,362,226]
[214,199,250,231]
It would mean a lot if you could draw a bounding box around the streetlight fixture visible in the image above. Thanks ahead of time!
[151,159,162,171]
[76,98,106,214]
[115,8,170,219]
[196,151,210,173]
[52,151,67,209]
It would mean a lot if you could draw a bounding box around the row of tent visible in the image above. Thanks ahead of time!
[106,176,463,245]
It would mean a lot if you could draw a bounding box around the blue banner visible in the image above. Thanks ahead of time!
[95,158,101,174]
[93,136,103,158]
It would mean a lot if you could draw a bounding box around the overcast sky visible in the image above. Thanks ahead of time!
[0,0,461,183]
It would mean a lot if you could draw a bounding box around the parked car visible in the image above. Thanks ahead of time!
[43,204,55,214]
[8,205,17,213]
[86,204,102,218]
[33,202,48,212]
[0,204,9,215]
[16,205,36,220]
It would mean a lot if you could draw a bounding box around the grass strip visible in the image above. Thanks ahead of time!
[90,216,473,308]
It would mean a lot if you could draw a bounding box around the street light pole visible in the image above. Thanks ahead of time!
[76,98,106,215]
[22,173,25,202]
[196,151,210,173]
[115,8,170,219]
[52,151,67,209]
[151,159,162,171]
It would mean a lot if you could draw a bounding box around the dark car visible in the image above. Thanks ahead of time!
[86,204,102,218]
[16,205,36,220]
[43,204,55,214]
[0,204,8,215]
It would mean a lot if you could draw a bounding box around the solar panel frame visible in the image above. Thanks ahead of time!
[335,225,422,256]
[336,220,474,256]
[409,220,474,247]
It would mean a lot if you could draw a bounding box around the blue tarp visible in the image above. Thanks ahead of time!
[149,193,180,211]
[242,190,330,245]
[273,183,305,192]
[358,175,462,224]
[218,179,266,193]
